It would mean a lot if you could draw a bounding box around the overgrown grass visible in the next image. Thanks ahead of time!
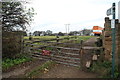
[78,36,94,41]
[24,36,94,53]
[89,61,119,78]
[24,36,94,47]
[24,36,93,40]
[2,54,32,71]
[24,36,68,40]
[26,60,56,78]
[24,36,69,46]
[75,36,94,43]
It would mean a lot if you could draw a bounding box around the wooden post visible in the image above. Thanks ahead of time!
[68,36,69,40]
[56,35,59,47]
[56,35,59,42]
[80,40,83,49]
[75,36,77,39]
[80,40,83,58]
[23,40,25,53]
[21,31,24,54]
[19,32,22,54]
[80,40,83,69]
[0,17,1,79]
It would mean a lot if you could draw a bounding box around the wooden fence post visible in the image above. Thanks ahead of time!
[75,36,77,39]
[80,40,83,49]
[80,40,83,69]
[80,40,83,58]
[56,35,59,42]
[68,36,69,40]
[23,39,25,53]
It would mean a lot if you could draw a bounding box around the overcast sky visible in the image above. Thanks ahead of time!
[26,0,120,33]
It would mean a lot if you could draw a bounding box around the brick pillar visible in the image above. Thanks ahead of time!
[103,17,112,61]
[103,17,119,65]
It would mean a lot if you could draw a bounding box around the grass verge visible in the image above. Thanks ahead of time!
[2,54,32,71]
[89,61,119,78]
[75,36,94,43]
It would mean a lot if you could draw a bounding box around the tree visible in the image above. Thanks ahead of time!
[82,29,92,36]
[68,31,79,36]
[33,31,45,36]
[1,0,35,58]
[1,0,35,32]
[23,31,27,36]
[58,32,64,36]
[33,31,39,36]
[45,30,52,36]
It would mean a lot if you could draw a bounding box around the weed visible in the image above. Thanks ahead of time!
[74,36,94,43]
[2,56,32,70]
[45,47,54,51]
[89,61,119,78]
[26,60,56,78]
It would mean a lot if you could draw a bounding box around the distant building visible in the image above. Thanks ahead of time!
[90,33,94,36]
[40,31,46,36]
[69,31,80,36]
[79,31,83,36]
[45,30,52,36]
[33,31,45,36]
[81,29,92,36]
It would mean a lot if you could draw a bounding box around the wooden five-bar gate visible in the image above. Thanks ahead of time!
[24,36,82,67]
[24,36,103,68]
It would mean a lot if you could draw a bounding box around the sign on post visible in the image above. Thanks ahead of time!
[106,3,116,78]
[111,19,115,28]
[106,8,112,16]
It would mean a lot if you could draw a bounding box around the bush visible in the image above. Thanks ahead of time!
[2,56,32,70]
[2,31,23,59]
[90,61,119,78]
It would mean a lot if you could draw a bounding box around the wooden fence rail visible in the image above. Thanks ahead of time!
[24,36,102,67]
[24,36,81,66]
[24,36,77,44]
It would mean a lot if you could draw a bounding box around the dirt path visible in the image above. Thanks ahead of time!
[83,37,98,46]
[37,64,98,78]
[2,59,45,78]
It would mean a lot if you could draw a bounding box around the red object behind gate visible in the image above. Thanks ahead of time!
[42,50,51,56]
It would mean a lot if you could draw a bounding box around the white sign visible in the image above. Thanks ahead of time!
[93,30,102,32]
[111,19,115,28]
[107,8,112,16]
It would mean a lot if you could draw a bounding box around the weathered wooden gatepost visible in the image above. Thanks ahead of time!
[80,40,84,70]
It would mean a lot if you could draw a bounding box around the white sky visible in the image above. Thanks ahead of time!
[26,0,120,33]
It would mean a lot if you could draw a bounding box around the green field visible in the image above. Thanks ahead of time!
[24,36,93,40]
[24,36,68,39]
[23,36,94,47]
[77,36,94,42]
[24,36,94,43]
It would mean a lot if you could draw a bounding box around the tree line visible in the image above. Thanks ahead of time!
[32,29,93,36]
